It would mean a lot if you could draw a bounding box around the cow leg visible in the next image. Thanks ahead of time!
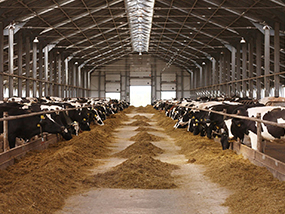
[8,134,16,149]
[220,133,230,150]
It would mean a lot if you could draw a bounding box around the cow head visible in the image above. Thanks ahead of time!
[39,114,72,140]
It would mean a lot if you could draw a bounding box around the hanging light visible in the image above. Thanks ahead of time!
[33,37,39,43]
[240,37,246,44]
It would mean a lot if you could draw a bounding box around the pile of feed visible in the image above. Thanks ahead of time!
[132,115,151,122]
[135,106,156,113]
[135,127,158,132]
[114,141,164,158]
[152,109,285,214]
[128,120,151,126]
[0,110,128,214]
[129,131,164,142]
[85,154,178,189]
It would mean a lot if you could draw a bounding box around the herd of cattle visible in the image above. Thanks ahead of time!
[0,97,129,149]
[153,96,285,152]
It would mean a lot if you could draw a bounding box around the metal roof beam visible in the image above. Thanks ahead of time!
[156,0,239,35]
[40,0,124,35]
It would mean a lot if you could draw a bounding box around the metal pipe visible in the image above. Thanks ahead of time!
[44,46,49,96]
[25,37,30,97]
[8,24,14,98]
[32,38,38,97]
[3,112,9,152]
[264,25,270,97]
[274,22,280,97]
[18,31,23,97]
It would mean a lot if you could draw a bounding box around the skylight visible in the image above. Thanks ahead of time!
[125,0,155,54]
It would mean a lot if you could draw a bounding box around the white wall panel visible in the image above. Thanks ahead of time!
[106,82,120,92]
[161,83,176,90]
[162,73,176,82]
[130,78,151,86]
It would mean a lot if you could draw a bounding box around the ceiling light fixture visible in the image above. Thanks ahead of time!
[125,0,155,53]
[240,37,246,44]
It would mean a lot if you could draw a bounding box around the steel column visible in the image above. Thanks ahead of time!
[226,51,231,96]
[17,31,23,97]
[61,54,64,97]
[274,22,280,97]
[248,39,254,98]
[236,43,241,96]
[84,69,88,97]
[98,70,101,98]
[25,37,30,97]
[256,32,262,99]
[73,63,77,97]
[88,71,91,97]
[49,51,54,96]
[78,65,81,97]
[219,55,223,94]
[58,53,62,97]
[65,58,69,98]
[212,58,216,96]
[264,25,270,97]
[8,24,14,98]
[231,47,236,96]
[242,42,247,97]
[199,67,202,88]
[32,38,38,97]
[38,43,43,98]
[44,46,49,97]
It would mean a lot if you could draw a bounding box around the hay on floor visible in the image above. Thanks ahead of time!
[129,131,164,142]
[85,154,178,189]
[114,141,164,158]
[128,120,151,126]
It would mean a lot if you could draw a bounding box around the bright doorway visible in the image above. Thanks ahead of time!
[130,86,151,107]
[161,91,176,100]
[106,92,120,100]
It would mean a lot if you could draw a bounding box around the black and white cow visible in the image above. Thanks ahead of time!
[0,103,72,148]
[221,106,285,151]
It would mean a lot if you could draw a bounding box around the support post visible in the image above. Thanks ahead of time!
[18,31,23,97]
[242,42,247,97]
[264,25,270,97]
[236,43,241,96]
[256,113,263,152]
[38,43,43,98]
[65,58,69,98]
[8,24,14,98]
[25,37,30,97]
[44,46,49,97]
[248,38,254,98]
[231,47,236,96]
[3,112,9,152]
[274,22,280,97]
[256,33,262,99]
[32,37,38,97]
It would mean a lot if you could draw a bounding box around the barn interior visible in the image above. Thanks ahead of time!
[1,1,285,214]
[0,0,284,105]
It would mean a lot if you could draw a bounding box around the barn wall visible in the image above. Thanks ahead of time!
[90,54,191,102]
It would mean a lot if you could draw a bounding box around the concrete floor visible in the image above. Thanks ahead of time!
[56,112,231,214]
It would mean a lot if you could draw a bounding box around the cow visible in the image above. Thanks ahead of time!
[221,106,285,152]
[259,96,285,106]
[0,103,72,148]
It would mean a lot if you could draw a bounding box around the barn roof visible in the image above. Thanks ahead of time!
[0,0,284,71]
